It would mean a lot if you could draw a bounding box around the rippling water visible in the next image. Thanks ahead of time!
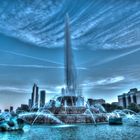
[1,0,140,117]
[0,124,140,140]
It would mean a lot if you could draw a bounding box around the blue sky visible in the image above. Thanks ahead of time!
[0,0,140,110]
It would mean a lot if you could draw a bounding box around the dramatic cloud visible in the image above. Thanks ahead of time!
[0,0,140,50]
[95,76,125,85]
[0,0,140,109]
[0,86,30,94]
[81,76,125,87]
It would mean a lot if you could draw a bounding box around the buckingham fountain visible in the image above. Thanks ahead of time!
[18,15,107,125]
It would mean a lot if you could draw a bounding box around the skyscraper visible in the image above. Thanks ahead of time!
[31,83,39,108]
[10,106,13,112]
[64,14,77,96]
[28,99,32,109]
[40,90,46,107]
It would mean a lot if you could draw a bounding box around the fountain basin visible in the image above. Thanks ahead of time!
[19,107,107,124]
[20,114,107,124]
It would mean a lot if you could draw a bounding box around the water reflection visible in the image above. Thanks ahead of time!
[0,124,140,140]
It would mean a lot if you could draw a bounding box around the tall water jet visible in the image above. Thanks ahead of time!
[64,14,77,96]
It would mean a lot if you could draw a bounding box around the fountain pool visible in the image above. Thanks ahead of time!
[0,124,140,140]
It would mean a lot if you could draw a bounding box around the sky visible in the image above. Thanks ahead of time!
[0,0,140,110]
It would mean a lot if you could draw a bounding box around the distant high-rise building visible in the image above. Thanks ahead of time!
[31,83,39,108]
[40,90,46,107]
[16,104,29,114]
[111,102,119,106]
[87,99,105,106]
[21,104,29,111]
[28,99,32,109]
[4,109,9,112]
[118,88,140,107]
[10,106,13,112]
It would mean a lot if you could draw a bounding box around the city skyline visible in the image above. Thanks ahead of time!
[1,0,140,110]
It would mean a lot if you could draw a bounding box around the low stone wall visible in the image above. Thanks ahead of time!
[45,107,99,114]
[19,107,107,124]
[20,114,107,125]
[57,114,92,124]
[20,114,60,124]
[57,114,107,124]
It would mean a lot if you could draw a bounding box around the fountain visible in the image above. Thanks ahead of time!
[0,112,24,131]
[110,109,140,126]
[19,14,108,125]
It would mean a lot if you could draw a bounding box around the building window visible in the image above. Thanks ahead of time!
[123,96,126,108]
[133,95,137,104]
[128,96,131,104]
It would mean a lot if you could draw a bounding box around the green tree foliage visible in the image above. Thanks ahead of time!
[102,103,123,112]
[127,103,140,113]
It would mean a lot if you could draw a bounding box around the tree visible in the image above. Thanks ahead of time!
[102,103,123,112]
[127,103,140,113]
